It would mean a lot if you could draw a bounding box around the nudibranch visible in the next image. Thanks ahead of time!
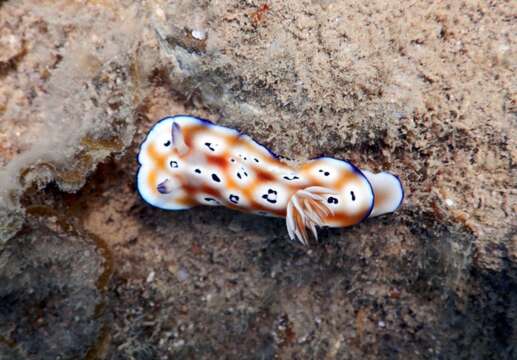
[137,115,404,245]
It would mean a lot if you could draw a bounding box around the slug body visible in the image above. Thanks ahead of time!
[137,115,404,245]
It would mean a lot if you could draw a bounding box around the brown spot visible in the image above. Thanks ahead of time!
[206,154,228,169]
[255,168,275,182]
[148,66,172,87]
[0,40,28,79]
[389,288,401,300]
[200,184,220,198]
[355,308,368,340]
[431,201,445,220]
[284,323,296,344]
[250,4,270,26]
[182,182,197,196]
[191,243,202,255]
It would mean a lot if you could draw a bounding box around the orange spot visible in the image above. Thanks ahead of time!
[147,143,167,170]
[334,171,360,190]
[175,196,197,207]
[225,175,239,193]
[183,124,204,147]
[374,191,387,209]
[226,133,241,147]
[147,170,157,193]
[299,161,315,172]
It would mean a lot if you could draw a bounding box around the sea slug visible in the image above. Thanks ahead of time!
[137,115,404,245]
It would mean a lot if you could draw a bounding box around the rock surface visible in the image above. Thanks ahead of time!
[0,0,515,359]
[0,215,108,360]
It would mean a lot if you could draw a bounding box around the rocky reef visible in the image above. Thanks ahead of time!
[0,0,515,359]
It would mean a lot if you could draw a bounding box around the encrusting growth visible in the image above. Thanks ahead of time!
[137,115,404,245]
